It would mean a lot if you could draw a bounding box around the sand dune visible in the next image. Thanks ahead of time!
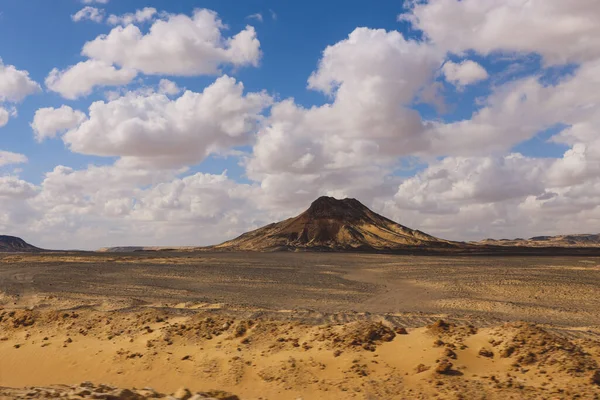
[1,301,599,399]
[2,252,600,398]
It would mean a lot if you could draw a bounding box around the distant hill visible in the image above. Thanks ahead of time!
[476,234,600,248]
[97,246,197,252]
[0,235,42,252]
[211,196,454,252]
[94,197,600,254]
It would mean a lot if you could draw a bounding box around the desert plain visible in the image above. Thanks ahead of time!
[0,251,600,399]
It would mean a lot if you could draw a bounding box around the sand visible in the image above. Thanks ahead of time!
[1,252,600,399]
[1,302,599,399]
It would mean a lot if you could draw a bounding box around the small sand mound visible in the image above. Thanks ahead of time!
[501,323,598,377]
[163,315,232,342]
[315,321,396,351]
[344,321,396,346]
[0,382,240,399]
[427,319,477,337]
[0,309,36,330]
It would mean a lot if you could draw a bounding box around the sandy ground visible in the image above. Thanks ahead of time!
[1,252,600,399]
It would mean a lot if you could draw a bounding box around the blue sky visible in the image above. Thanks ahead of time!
[1,0,543,184]
[1,0,412,182]
[1,0,599,249]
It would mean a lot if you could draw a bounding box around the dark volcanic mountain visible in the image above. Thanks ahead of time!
[213,196,453,252]
[0,235,41,252]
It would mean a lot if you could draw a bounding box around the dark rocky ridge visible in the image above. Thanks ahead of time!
[212,196,453,252]
[0,235,41,252]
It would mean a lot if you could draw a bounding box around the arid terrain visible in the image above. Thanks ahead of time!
[210,197,452,252]
[1,252,600,399]
[476,234,600,248]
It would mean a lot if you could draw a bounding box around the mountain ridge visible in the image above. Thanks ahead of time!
[211,196,455,252]
[475,234,600,248]
[0,235,42,253]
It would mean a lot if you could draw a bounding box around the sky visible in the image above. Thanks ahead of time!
[1,0,600,250]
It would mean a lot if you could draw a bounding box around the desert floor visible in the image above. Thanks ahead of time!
[1,252,599,399]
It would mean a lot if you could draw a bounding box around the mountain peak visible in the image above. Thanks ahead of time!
[214,196,450,252]
[305,196,367,220]
[0,235,41,253]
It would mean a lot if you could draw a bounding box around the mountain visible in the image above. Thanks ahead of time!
[0,235,42,252]
[212,196,453,252]
[476,234,600,248]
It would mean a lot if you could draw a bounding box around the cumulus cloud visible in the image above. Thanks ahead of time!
[0,58,41,103]
[245,28,442,208]
[442,60,489,87]
[0,150,27,167]
[384,152,600,241]
[82,9,261,76]
[402,0,600,65]
[45,60,137,99]
[31,106,87,142]
[393,154,549,214]
[62,76,272,169]
[0,176,37,199]
[107,7,157,26]
[0,60,39,127]
[377,0,600,239]
[18,164,267,249]
[428,57,600,157]
[158,79,181,95]
[72,6,104,23]
[0,107,8,127]
[547,119,600,187]
[5,2,600,248]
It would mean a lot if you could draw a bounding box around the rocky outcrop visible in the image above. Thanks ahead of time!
[475,233,600,247]
[0,235,41,252]
[212,196,454,252]
[0,382,239,399]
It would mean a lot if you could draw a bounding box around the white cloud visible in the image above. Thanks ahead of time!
[45,59,137,100]
[402,0,600,65]
[62,76,272,169]
[4,2,600,248]
[31,106,87,142]
[158,79,181,95]
[107,7,157,26]
[442,60,489,87]
[386,0,600,240]
[0,107,8,127]
[427,58,600,157]
[393,154,548,214]
[0,176,37,200]
[246,13,263,23]
[547,118,600,188]
[18,164,266,250]
[245,28,442,208]
[0,58,41,103]
[82,9,261,76]
[72,6,104,23]
[382,147,600,241]
[0,150,27,167]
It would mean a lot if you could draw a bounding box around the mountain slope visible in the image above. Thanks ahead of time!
[213,196,453,252]
[476,234,600,247]
[0,235,41,252]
